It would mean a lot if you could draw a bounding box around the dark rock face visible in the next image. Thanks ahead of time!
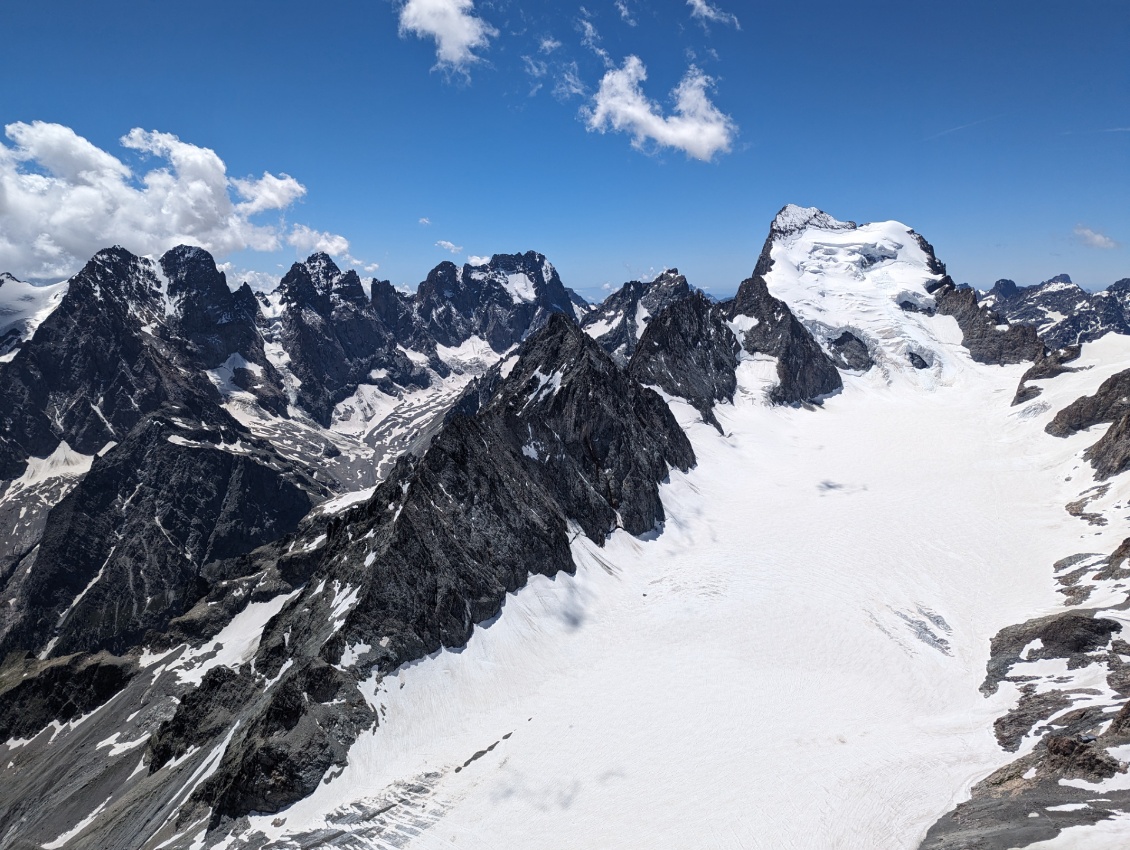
[159,246,289,416]
[827,331,873,372]
[983,273,1130,349]
[0,652,137,740]
[0,407,322,658]
[147,666,256,772]
[1084,413,1130,480]
[1013,345,1082,405]
[993,687,1075,752]
[165,314,694,825]
[1045,367,1130,479]
[581,270,693,364]
[1047,369,1130,437]
[934,281,1044,365]
[409,251,580,353]
[1044,733,1125,780]
[982,611,1122,696]
[923,580,1130,850]
[628,290,739,430]
[273,253,429,425]
[724,274,842,404]
[0,248,218,479]
[369,278,423,351]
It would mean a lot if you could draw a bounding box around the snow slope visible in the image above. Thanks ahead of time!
[0,273,67,361]
[221,307,1130,849]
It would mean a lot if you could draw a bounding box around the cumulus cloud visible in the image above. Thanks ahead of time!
[287,225,351,255]
[584,56,737,161]
[0,121,333,279]
[435,240,463,254]
[1075,225,1120,250]
[687,0,740,29]
[217,263,284,292]
[467,254,491,265]
[398,0,497,73]
[345,254,381,274]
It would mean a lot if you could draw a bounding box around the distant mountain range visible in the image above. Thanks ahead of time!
[2,206,1130,850]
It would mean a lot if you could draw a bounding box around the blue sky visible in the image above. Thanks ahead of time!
[1,0,1126,300]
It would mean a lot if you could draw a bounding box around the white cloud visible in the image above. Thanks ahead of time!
[467,254,491,265]
[286,224,351,256]
[554,61,587,100]
[540,36,561,53]
[523,55,548,78]
[687,0,740,29]
[0,121,318,279]
[584,56,737,161]
[616,0,637,26]
[435,240,463,254]
[398,0,497,73]
[217,263,281,292]
[1075,225,1120,250]
[419,216,432,225]
[578,17,612,67]
[344,253,381,273]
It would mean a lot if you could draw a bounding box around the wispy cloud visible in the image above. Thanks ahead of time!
[398,0,497,73]
[1075,225,1120,250]
[418,216,432,225]
[0,121,330,279]
[554,61,587,100]
[435,239,463,254]
[923,114,1001,141]
[578,15,613,67]
[539,36,561,54]
[616,0,637,26]
[584,56,736,161]
[687,0,740,29]
[523,55,548,78]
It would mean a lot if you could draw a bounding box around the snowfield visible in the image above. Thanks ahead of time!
[232,320,1130,849]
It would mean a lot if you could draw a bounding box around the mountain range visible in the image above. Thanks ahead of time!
[2,205,1130,849]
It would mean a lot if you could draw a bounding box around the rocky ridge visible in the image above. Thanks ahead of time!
[983,274,1130,350]
[0,206,1109,850]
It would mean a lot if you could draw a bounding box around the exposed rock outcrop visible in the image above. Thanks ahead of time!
[725,274,842,404]
[581,269,692,364]
[1013,345,1082,405]
[628,290,739,430]
[273,253,428,425]
[0,407,323,659]
[145,314,694,828]
[983,274,1130,349]
[933,281,1044,366]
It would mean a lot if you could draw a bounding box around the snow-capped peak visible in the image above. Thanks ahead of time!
[304,252,343,292]
[771,204,857,237]
[0,273,69,362]
[762,209,956,383]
